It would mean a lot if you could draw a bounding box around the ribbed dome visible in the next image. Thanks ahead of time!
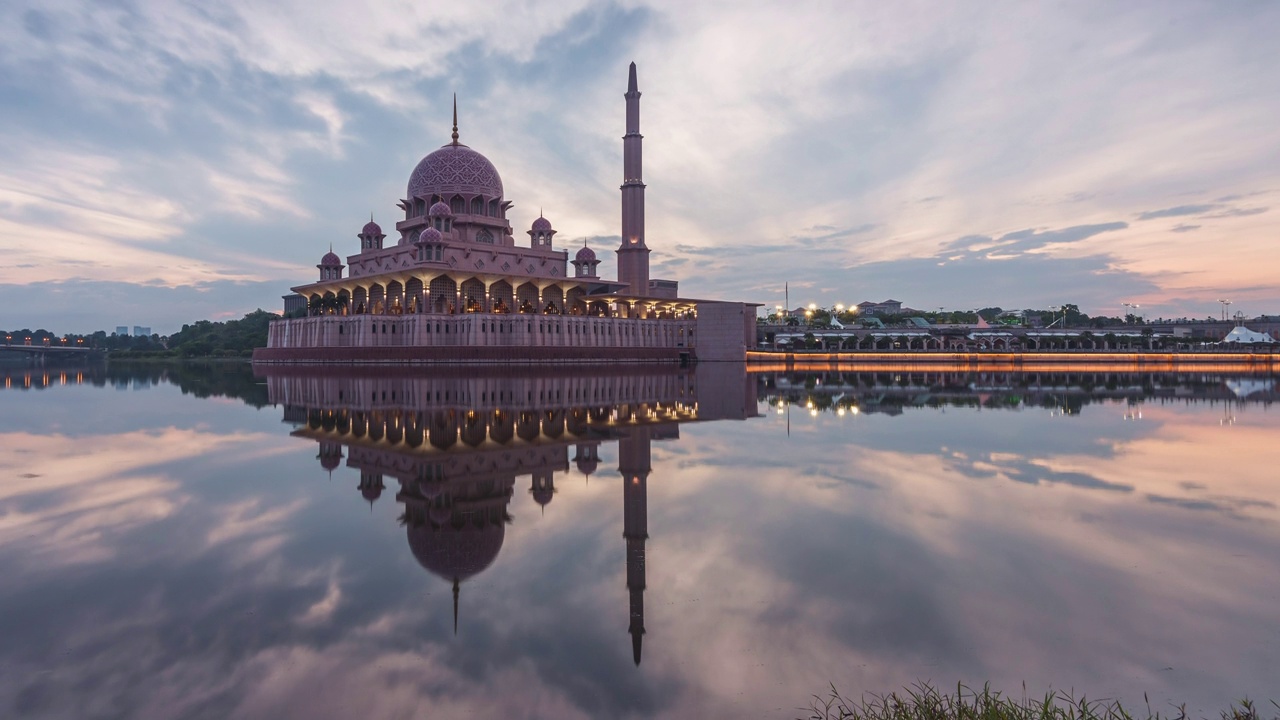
[575,246,597,263]
[418,227,444,243]
[408,144,504,200]
[320,251,342,266]
[531,216,552,232]
[428,200,453,218]
[362,220,383,236]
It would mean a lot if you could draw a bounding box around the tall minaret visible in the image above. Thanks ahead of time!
[617,62,651,297]
[619,427,651,666]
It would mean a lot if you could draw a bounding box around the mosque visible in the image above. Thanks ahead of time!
[255,64,756,364]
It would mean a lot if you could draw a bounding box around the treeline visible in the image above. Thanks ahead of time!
[160,310,276,358]
[2,310,277,359]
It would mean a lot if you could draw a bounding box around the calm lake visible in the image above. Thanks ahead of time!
[1,362,1277,719]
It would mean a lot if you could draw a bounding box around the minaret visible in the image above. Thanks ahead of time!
[617,62,651,297]
[618,427,651,666]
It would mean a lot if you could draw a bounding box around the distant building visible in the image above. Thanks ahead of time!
[855,300,903,316]
[115,326,129,336]
[133,326,151,337]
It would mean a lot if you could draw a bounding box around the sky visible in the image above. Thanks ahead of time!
[1,0,1278,334]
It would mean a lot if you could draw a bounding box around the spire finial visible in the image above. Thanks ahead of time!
[452,578,460,635]
[451,94,459,145]
[628,62,638,94]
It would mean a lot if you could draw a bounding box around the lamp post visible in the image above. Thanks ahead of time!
[1122,302,1140,325]
[1217,299,1231,322]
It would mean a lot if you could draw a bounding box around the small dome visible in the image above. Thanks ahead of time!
[575,246,596,263]
[320,251,342,266]
[531,216,553,232]
[361,484,383,502]
[419,478,444,499]
[575,456,598,475]
[429,200,453,218]
[362,220,383,236]
[320,454,342,471]
[532,487,553,507]
[418,227,444,244]
[429,505,453,525]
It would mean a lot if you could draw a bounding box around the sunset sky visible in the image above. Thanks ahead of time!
[2,0,1277,333]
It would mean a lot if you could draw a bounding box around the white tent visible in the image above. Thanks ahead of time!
[1223,326,1277,344]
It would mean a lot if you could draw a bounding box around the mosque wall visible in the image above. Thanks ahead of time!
[693,302,755,362]
[262,313,697,359]
[344,242,568,284]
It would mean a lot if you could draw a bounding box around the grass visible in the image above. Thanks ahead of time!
[803,683,1278,720]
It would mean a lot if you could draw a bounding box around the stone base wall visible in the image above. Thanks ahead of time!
[253,344,687,364]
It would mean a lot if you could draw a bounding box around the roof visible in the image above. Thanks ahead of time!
[1223,326,1276,344]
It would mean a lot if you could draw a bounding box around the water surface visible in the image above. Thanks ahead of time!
[1,363,1277,719]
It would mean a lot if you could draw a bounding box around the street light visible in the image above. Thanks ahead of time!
[1217,299,1232,322]
[1122,302,1140,325]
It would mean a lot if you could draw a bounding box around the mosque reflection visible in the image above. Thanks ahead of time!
[262,365,758,666]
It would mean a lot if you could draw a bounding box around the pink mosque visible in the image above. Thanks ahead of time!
[255,64,756,364]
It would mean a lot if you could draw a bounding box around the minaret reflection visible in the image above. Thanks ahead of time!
[617,427,650,666]
[269,366,757,664]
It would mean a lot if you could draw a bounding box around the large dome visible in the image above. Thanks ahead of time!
[407,144,504,200]
[407,520,505,582]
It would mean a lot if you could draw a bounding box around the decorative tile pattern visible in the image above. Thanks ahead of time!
[407,144,504,199]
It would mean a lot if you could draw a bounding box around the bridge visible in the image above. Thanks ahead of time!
[0,345,101,363]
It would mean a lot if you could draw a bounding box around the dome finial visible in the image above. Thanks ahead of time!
[451,93,459,145]
[452,578,460,635]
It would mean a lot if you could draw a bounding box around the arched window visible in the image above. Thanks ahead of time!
[470,197,484,215]
[450,195,464,214]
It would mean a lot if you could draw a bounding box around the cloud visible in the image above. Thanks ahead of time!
[1136,204,1220,220]
[943,222,1129,256]
[1171,224,1201,233]
[2,0,1280,323]
[1200,206,1268,219]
